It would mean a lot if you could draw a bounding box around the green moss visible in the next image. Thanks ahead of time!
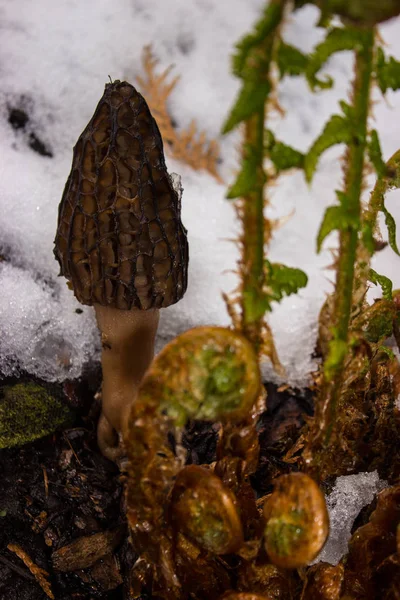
[363,311,394,343]
[353,300,396,344]
[0,382,73,449]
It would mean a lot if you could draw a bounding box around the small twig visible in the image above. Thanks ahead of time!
[63,434,82,466]
[7,543,54,599]
[0,553,35,581]
[42,467,49,499]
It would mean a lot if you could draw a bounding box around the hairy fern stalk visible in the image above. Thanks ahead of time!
[303,20,400,470]
[223,0,307,368]
[310,32,375,459]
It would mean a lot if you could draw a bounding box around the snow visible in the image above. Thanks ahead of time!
[316,471,387,565]
[1,1,400,384]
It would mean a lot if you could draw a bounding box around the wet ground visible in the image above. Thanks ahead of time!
[0,373,311,600]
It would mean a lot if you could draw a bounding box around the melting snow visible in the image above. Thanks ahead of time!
[316,471,387,565]
[1,1,400,384]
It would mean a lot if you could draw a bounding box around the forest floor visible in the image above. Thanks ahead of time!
[0,373,311,600]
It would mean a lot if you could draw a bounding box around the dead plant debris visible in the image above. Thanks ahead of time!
[136,46,223,183]
[52,526,125,572]
[7,542,54,599]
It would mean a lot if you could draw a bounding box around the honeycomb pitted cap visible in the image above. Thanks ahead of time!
[54,80,188,310]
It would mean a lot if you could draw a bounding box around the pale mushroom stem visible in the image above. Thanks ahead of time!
[94,303,160,460]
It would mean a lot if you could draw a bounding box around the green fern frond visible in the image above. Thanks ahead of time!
[265,130,304,172]
[227,144,265,199]
[233,2,283,77]
[369,149,400,255]
[277,42,309,78]
[369,268,393,300]
[304,113,352,182]
[382,206,400,255]
[264,261,308,309]
[317,193,360,253]
[307,27,368,90]
[368,130,386,178]
[222,81,271,134]
[375,46,400,93]
[295,0,400,26]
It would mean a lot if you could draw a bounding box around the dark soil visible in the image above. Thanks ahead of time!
[0,373,311,599]
[8,103,53,157]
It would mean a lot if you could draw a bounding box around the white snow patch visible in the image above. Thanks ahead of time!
[0,2,400,383]
[316,471,387,566]
[0,262,99,381]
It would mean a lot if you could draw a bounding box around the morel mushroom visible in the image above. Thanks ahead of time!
[54,80,188,459]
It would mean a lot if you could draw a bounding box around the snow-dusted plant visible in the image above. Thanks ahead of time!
[123,2,400,598]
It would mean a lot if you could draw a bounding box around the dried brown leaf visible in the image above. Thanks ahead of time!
[90,554,123,591]
[342,484,400,598]
[301,562,344,600]
[52,527,125,572]
[222,291,241,330]
[260,320,285,377]
[137,46,223,183]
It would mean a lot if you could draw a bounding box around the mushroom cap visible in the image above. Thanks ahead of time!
[54,81,188,310]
